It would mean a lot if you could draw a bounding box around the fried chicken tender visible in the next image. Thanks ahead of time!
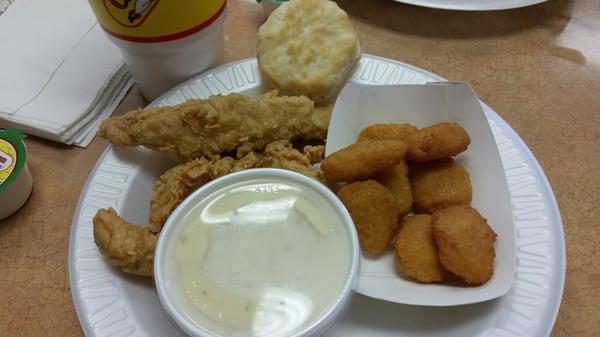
[357,123,417,143]
[432,205,497,285]
[93,208,157,276]
[94,140,326,276]
[98,91,332,160]
[395,215,446,283]
[321,140,407,182]
[149,141,324,233]
[376,160,413,218]
[148,156,259,233]
[302,145,325,164]
[406,122,470,162]
[410,158,472,213]
[337,180,399,255]
[261,141,326,182]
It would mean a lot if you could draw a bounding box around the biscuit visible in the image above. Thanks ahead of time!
[337,180,399,255]
[257,0,360,105]
[432,205,497,285]
[409,158,472,213]
[395,214,446,283]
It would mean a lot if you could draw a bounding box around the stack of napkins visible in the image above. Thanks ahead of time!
[0,0,134,147]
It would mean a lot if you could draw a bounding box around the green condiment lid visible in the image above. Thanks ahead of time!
[0,129,27,193]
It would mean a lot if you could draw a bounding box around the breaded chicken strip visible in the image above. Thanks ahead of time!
[260,141,325,183]
[149,154,261,233]
[98,91,332,160]
[93,141,325,276]
[93,208,157,276]
[302,145,325,164]
[94,141,327,276]
[149,141,325,233]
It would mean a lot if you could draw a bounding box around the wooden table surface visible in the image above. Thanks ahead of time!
[1,0,598,336]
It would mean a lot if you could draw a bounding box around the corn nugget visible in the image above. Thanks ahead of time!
[395,214,446,283]
[337,180,399,255]
[322,140,407,182]
[410,158,472,213]
[432,205,497,285]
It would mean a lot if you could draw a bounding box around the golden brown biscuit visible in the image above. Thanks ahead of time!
[409,158,472,213]
[337,180,399,255]
[395,215,446,283]
[376,160,413,218]
[257,0,360,105]
[406,122,470,162]
[357,123,418,143]
[321,140,407,182]
[432,205,497,285]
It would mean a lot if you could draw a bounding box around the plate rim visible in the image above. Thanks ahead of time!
[481,101,566,337]
[69,54,566,337]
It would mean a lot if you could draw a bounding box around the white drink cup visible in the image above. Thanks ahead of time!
[88,0,226,100]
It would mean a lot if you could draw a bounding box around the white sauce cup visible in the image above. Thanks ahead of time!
[154,168,360,337]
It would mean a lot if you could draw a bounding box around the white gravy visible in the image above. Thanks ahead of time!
[164,178,351,337]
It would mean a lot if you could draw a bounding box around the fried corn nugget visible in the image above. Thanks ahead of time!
[410,158,472,213]
[395,215,446,283]
[406,122,470,162]
[376,160,413,218]
[321,140,407,182]
[357,123,418,143]
[93,208,157,276]
[432,205,497,285]
[337,180,399,255]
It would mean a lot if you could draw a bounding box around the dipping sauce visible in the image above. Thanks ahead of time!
[163,177,353,337]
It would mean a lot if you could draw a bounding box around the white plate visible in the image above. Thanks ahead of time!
[327,83,515,306]
[69,55,565,337]
[393,0,546,11]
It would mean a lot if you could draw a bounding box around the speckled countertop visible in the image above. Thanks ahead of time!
[0,0,598,336]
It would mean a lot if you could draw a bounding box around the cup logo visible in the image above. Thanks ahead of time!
[0,139,16,184]
[0,151,13,171]
[104,0,159,27]
[89,0,226,43]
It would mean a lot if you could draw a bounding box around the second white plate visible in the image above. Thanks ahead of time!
[393,0,546,11]
[69,55,565,337]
